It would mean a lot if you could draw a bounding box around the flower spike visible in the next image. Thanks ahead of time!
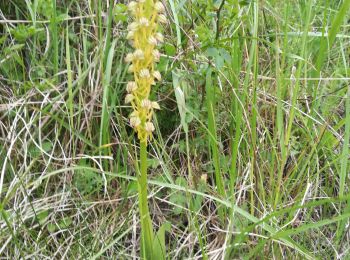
[125,0,166,142]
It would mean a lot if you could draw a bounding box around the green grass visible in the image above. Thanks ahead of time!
[1,0,350,259]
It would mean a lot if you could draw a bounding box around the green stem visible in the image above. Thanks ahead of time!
[138,141,154,259]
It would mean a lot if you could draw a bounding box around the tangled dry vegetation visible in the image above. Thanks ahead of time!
[1,0,350,259]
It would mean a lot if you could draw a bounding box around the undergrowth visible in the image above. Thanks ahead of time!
[1,0,350,259]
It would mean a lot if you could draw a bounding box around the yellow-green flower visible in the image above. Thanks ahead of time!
[125,0,166,143]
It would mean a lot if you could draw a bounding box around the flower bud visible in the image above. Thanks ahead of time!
[130,111,139,118]
[133,49,145,60]
[130,117,141,128]
[158,14,168,24]
[125,94,134,104]
[152,50,161,62]
[152,102,160,110]
[148,36,158,46]
[128,65,134,73]
[155,2,165,13]
[126,31,134,40]
[124,53,134,63]
[155,33,164,43]
[128,1,138,12]
[141,99,152,109]
[153,71,162,81]
[140,69,151,78]
[139,17,150,27]
[128,22,139,31]
[127,81,138,92]
[145,122,155,133]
